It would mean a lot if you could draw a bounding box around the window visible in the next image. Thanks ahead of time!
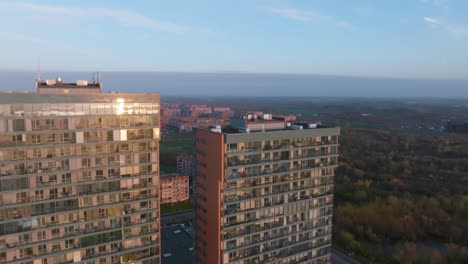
[49,175,57,183]
[126,154,132,164]
[95,157,103,165]
[32,134,41,144]
[60,147,71,156]
[52,243,61,252]
[64,225,74,234]
[33,148,42,158]
[81,145,90,154]
[61,160,69,170]
[65,239,74,249]
[38,244,47,253]
[49,188,58,199]
[12,150,25,160]
[37,231,46,241]
[47,133,55,143]
[20,247,32,257]
[51,228,60,237]
[35,190,44,199]
[12,134,22,142]
[62,173,71,183]
[95,145,103,153]
[82,158,91,167]
[121,143,129,151]
[98,208,106,217]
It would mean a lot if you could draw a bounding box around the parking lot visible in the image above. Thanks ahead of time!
[161,223,195,264]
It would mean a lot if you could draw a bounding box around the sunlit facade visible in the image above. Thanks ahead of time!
[194,117,339,264]
[0,92,160,264]
[160,174,189,204]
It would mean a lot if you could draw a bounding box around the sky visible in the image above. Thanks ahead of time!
[0,0,467,79]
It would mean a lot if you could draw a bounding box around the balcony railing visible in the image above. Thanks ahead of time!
[227,162,337,181]
[223,182,334,204]
[227,151,338,167]
[226,141,338,155]
[222,193,334,217]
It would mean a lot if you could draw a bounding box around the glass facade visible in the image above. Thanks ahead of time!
[222,137,337,264]
[0,93,160,264]
[195,127,339,264]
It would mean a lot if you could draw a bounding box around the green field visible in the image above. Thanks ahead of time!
[160,130,192,173]
[161,199,193,215]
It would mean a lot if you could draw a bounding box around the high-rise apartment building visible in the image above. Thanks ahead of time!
[0,80,161,264]
[194,115,339,264]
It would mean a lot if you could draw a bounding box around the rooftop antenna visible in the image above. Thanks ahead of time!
[36,57,41,82]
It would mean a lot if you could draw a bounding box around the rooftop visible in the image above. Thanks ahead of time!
[220,123,333,133]
[160,173,188,179]
[221,114,332,134]
[36,77,102,90]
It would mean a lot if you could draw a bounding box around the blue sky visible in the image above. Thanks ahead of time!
[0,0,467,79]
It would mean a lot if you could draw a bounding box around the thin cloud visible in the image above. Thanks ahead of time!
[423,16,467,37]
[268,7,356,30]
[353,7,372,17]
[14,2,186,33]
[269,7,321,22]
[0,32,99,55]
[420,0,448,7]
[0,32,46,44]
[423,17,442,26]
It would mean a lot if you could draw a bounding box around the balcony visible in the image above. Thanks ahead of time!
[226,141,338,156]
[227,151,338,167]
[28,194,157,216]
[227,162,337,181]
[223,217,332,242]
[223,183,334,204]
[228,233,331,262]
[222,195,333,217]
[80,239,157,261]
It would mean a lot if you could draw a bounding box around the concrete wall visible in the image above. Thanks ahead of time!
[194,128,224,264]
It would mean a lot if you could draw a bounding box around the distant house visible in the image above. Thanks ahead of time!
[177,154,194,178]
[446,121,468,134]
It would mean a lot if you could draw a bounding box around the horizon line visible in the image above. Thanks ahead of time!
[1,69,467,82]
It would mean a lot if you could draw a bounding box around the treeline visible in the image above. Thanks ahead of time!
[334,129,468,263]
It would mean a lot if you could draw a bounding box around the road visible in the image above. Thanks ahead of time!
[161,211,193,225]
[331,248,361,264]
[162,212,361,264]
[161,225,195,264]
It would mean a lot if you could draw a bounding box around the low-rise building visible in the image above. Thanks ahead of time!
[160,174,189,204]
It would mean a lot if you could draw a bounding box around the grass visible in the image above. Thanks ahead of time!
[160,164,177,173]
[160,130,193,152]
[161,199,193,215]
[159,130,193,173]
